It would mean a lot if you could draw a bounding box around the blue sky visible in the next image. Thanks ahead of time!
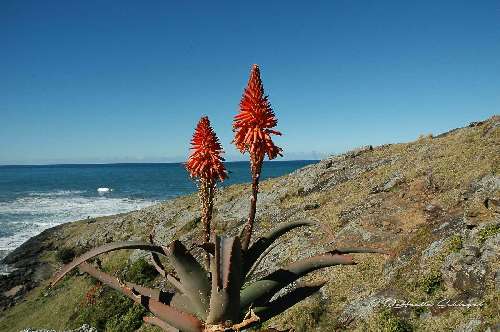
[1,1,499,165]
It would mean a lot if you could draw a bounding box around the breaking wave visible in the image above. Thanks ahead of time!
[0,190,155,251]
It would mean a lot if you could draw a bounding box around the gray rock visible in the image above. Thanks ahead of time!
[480,233,500,262]
[441,250,487,296]
[383,246,417,281]
[433,221,499,318]
[461,246,480,264]
[20,324,97,332]
[345,145,373,158]
[370,173,404,194]
[338,294,383,325]
[485,322,500,332]
[303,202,320,211]
[474,175,500,193]
[422,238,447,259]
[454,318,482,332]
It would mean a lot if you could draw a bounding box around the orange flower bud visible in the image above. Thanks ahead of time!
[186,116,227,182]
[233,64,283,161]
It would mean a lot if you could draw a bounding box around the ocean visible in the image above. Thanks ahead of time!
[0,161,316,254]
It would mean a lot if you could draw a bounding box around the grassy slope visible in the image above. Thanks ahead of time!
[0,116,498,331]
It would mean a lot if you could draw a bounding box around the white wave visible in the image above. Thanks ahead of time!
[97,187,112,194]
[0,194,156,251]
[27,190,87,197]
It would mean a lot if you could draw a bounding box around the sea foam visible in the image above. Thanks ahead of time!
[0,190,155,251]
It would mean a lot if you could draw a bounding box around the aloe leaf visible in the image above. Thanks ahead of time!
[244,220,315,276]
[148,235,187,294]
[143,316,179,332]
[78,262,174,304]
[171,293,197,316]
[240,252,354,310]
[123,282,163,302]
[78,263,203,332]
[51,241,166,285]
[221,237,242,297]
[207,236,242,324]
[149,234,169,276]
[245,243,278,281]
[150,253,185,294]
[252,282,326,323]
[166,274,186,294]
[168,240,210,320]
[146,297,204,332]
[78,262,144,302]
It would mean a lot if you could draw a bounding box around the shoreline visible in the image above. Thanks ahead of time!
[0,161,318,258]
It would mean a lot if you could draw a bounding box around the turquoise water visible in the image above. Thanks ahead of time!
[0,161,316,251]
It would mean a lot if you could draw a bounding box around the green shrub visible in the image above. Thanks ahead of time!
[70,289,138,331]
[105,303,147,332]
[478,224,500,244]
[56,248,76,264]
[447,235,463,253]
[420,272,443,295]
[412,306,428,318]
[123,257,158,286]
[377,309,413,332]
[276,296,328,331]
[68,258,155,331]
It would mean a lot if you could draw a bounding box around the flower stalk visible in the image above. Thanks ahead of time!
[199,177,215,245]
[243,151,264,251]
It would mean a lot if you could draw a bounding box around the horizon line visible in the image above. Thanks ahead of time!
[0,159,321,168]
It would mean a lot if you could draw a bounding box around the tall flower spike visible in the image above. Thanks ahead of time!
[186,116,227,266]
[233,65,283,251]
[233,64,283,161]
[186,116,227,183]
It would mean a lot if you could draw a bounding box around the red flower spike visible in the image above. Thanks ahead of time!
[233,64,283,161]
[186,116,227,182]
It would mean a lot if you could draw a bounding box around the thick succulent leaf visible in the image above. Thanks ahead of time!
[149,234,169,276]
[143,316,179,332]
[78,262,143,302]
[146,298,204,332]
[244,220,315,276]
[78,262,174,304]
[240,252,354,310]
[78,263,203,332]
[207,236,242,324]
[168,240,210,319]
[166,274,186,294]
[51,241,166,285]
[123,282,161,302]
[207,289,230,325]
[148,235,187,293]
[171,293,197,316]
[252,282,326,324]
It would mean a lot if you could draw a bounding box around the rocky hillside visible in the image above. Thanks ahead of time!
[0,116,498,332]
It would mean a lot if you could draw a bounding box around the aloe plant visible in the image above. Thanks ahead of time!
[52,220,385,331]
[51,65,387,331]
